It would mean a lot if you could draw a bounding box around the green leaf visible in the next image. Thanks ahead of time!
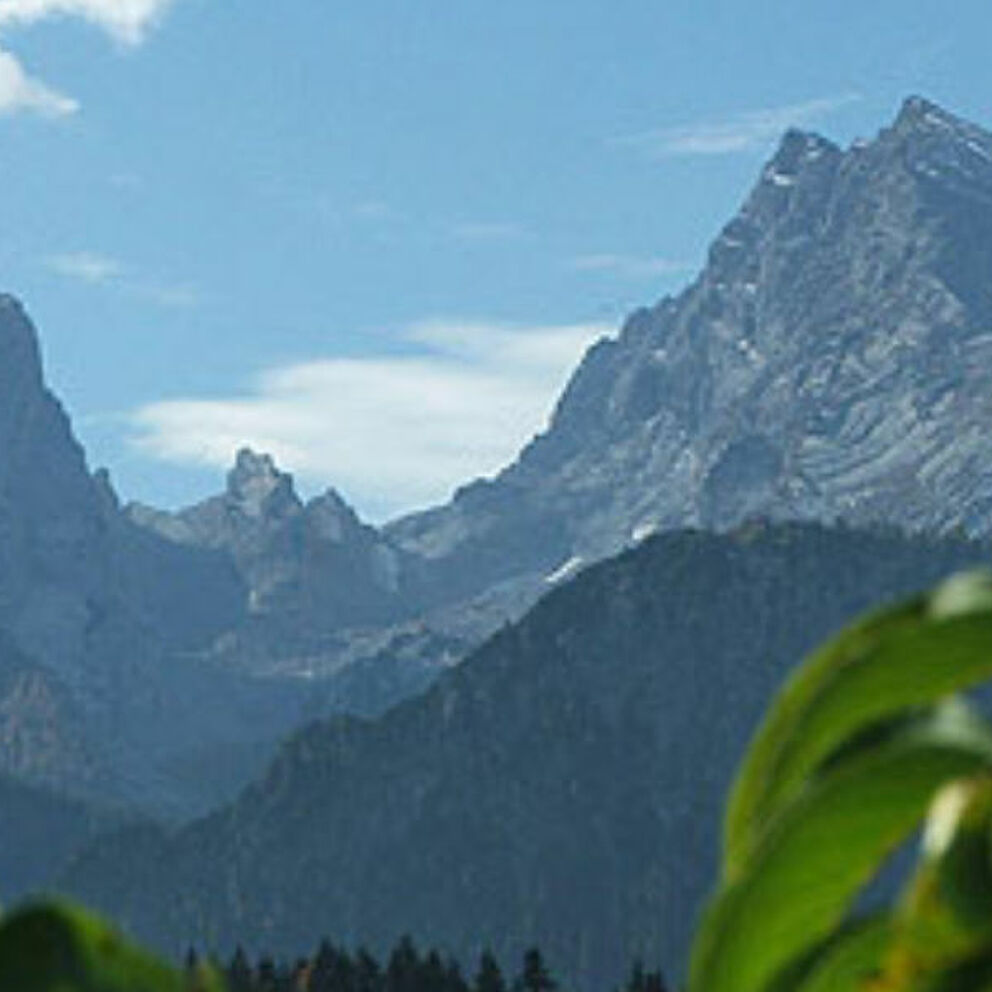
[0,900,224,991]
[725,571,992,881]
[866,777,992,990]
[689,703,992,992]
[786,916,893,992]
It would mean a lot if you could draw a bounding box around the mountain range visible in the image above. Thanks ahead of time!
[130,93,992,697]
[61,522,990,989]
[2,93,992,986]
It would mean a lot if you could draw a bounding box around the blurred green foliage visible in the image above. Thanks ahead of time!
[689,570,992,992]
[0,900,223,991]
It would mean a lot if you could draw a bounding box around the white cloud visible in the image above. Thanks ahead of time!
[569,253,692,280]
[0,48,76,115]
[0,0,174,45]
[130,320,610,522]
[614,94,860,157]
[45,250,199,307]
[0,0,175,118]
[46,250,121,282]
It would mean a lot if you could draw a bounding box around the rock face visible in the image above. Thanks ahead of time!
[63,522,991,990]
[129,448,412,640]
[387,96,992,600]
[0,295,111,672]
[0,630,97,794]
[123,95,992,685]
[0,294,467,816]
[0,296,263,811]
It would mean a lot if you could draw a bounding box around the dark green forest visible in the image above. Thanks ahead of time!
[211,938,668,992]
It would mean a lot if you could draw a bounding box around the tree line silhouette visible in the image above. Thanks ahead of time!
[197,935,670,992]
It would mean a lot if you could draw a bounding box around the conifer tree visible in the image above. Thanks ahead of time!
[226,945,254,992]
[386,937,421,992]
[442,954,469,992]
[514,949,556,992]
[421,949,448,992]
[355,947,383,992]
[474,950,506,992]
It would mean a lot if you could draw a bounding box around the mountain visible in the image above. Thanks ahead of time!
[0,296,244,668]
[126,449,480,724]
[62,522,990,990]
[0,629,98,794]
[0,294,481,820]
[0,770,125,900]
[116,94,992,735]
[128,449,412,638]
[6,93,992,837]
[385,96,992,602]
[120,95,992,691]
[0,297,306,815]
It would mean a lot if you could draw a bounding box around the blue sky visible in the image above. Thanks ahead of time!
[2,0,991,520]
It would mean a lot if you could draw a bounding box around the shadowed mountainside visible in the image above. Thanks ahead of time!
[64,521,990,990]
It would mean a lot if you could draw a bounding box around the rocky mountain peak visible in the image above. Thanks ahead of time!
[765,127,839,175]
[881,95,992,186]
[306,488,363,544]
[226,448,301,520]
[892,94,965,135]
[388,96,992,597]
[0,295,41,364]
[0,295,47,426]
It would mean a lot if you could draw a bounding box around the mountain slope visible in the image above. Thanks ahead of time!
[8,93,992,819]
[116,95,992,720]
[386,96,992,601]
[0,772,124,900]
[63,522,990,989]
[0,297,290,814]
[128,449,413,640]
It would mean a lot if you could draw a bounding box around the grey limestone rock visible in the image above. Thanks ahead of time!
[387,96,992,596]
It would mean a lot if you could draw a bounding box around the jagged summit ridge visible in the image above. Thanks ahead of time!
[130,447,411,632]
[387,96,992,599]
[892,94,985,137]
[226,447,300,520]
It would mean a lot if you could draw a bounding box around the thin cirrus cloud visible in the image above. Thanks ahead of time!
[130,320,610,522]
[614,93,861,157]
[46,251,122,283]
[0,0,176,117]
[44,250,198,307]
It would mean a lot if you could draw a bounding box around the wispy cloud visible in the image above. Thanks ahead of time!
[569,253,692,280]
[46,251,121,283]
[0,48,76,115]
[0,0,176,118]
[44,249,199,307]
[614,94,860,157]
[129,320,610,521]
[128,280,200,308]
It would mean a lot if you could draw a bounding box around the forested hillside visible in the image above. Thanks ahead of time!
[65,521,990,990]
